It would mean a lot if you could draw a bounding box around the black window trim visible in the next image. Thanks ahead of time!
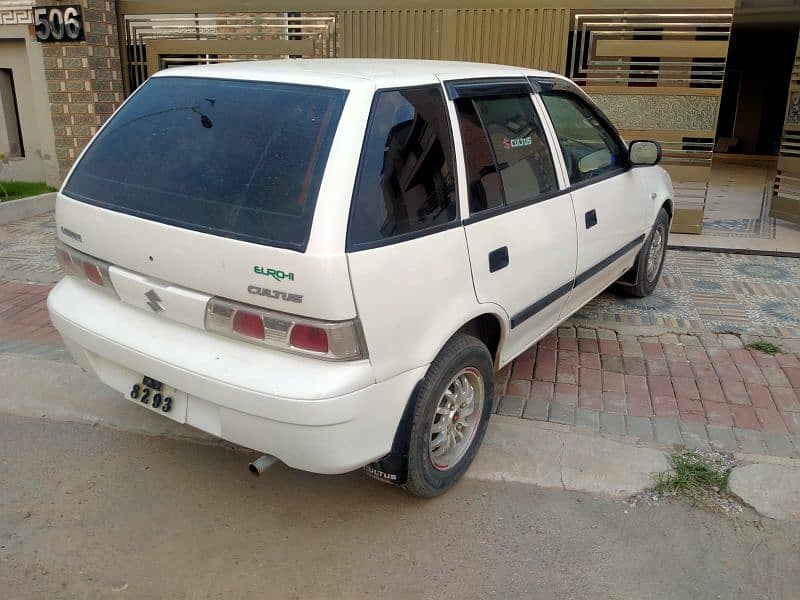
[345,83,461,253]
[63,75,350,254]
[444,77,533,101]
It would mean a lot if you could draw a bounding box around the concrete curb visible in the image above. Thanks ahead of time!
[0,192,56,225]
[728,464,800,521]
[466,416,670,497]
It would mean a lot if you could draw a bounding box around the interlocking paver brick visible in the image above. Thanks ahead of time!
[576,327,596,339]
[602,391,626,414]
[651,395,679,417]
[653,418,682,445]
[706,425,736,452]
[533,347,556,382]
[578,338,598,353]
[681,422,712,451]
[619,340,641,357]
[771,387,800,412]
[755,406,788,434]
[761,366,791,388]
[599,412,625,435]
[734,428,767,455]
[626,415,653,440]
[506,380,531,400]
[718,334,743,349]
[729,347,756,367]
[556,362,578,385]
[511,356,534,381]
[600,354,624,373]
[684,345,710,363]
[554,382,578,406]
[549,402,576,426]
[783,366,800,388]
[702,401,733,427]
[730,405,760,431]
[667,360,693,379]
[662,343,686,362]
[679,334,701,347]
[745,384,773,408]
[680,411,707,424]
[530,380,554,403]
[620,356,644,376]
[763,433,795,457]
[691,361,717,379]
[579,352,601,370]
[646,375,674,398]
[722,379,749,405]
[558,337,578,351]
[696,376,725,403]
[752,351,779,368]
[575,407,600,431]
[735,363,768,386]
[625,374,652,416]
[497,394,526,417]
[783,412,800,434]
[676,395,703,415]
[777,353,800,369]
[522,397,549,421]
[596,329,617,341]
[640,342,664,360]
[645,359,669,376]
[598,339,621,355]
[557,326,575,338]
[602,371,625,393]
[539,332,557,349]
[672,377,700,400]
[659,333,680,345]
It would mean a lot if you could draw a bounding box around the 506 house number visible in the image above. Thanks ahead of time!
[34,6,84,43]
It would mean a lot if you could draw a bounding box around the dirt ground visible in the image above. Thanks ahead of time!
[1,414,798,600]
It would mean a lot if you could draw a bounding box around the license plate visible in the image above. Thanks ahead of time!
[127,375,187,423]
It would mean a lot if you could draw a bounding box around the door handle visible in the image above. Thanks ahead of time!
[585,209,598,229]
[488,246,509,273]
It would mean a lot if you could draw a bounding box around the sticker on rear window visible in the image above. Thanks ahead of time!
[502,136,532,150]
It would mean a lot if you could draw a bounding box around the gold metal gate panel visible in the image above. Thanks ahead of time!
[772,33,800,226]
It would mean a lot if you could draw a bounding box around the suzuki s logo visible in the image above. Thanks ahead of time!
[145,289,165,313]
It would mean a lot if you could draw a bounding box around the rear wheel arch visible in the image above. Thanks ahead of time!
[661,198,673,223]
[453,312,505,368]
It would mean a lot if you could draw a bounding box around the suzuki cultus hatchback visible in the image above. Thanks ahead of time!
[48,59,673,496]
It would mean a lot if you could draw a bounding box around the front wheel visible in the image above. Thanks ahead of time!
[404,334,494,497]
[619,208,669,298]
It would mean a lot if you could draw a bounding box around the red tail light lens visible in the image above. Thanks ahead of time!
[56,241,117,297]
[205,297,365,361]
[289,324,329,354]
[83,262,104,286]
[232,310,265,340]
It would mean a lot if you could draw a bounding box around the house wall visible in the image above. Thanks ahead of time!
[0,22,58,185]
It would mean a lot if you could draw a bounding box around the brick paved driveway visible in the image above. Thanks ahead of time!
[496,326,800,457]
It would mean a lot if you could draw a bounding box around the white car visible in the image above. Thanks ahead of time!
[47,59,672,496]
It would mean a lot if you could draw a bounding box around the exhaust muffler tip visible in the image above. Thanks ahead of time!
[248,454,278,476]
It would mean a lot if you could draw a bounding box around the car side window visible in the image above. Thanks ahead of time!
[540,91,626,184]
[455,95,558,214]
[348,86,458,249]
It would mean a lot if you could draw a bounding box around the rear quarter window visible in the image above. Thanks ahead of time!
[63,77,348,251]
[347,85,458,250]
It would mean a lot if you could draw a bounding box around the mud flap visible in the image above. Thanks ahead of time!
[363,378,423,487]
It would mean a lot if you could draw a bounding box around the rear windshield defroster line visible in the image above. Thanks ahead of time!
[63,77,348,252]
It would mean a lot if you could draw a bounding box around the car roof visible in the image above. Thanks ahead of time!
[151,58,565,90]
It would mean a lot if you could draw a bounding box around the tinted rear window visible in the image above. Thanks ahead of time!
[63,77,348,251]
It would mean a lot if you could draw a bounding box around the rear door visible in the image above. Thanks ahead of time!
[536,80,647,317]
[447,78,578,364]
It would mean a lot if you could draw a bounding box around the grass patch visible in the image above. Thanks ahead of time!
[746,341,782,355]
[0,181,56,202]
[654,451,731,507]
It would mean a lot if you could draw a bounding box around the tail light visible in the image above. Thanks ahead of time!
[205,297,366,361]
[56,240,117,295]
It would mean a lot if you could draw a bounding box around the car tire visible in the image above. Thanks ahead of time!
[619,207,669,298]
[404,334,494,498]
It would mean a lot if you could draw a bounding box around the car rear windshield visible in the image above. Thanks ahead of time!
[63,76,348,251]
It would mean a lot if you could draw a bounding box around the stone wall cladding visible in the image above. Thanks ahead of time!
[35,0,123,179]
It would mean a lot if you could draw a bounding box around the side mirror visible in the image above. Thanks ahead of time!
[628,140,661,166]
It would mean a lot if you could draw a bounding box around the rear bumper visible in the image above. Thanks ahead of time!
[47,277,425,473]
